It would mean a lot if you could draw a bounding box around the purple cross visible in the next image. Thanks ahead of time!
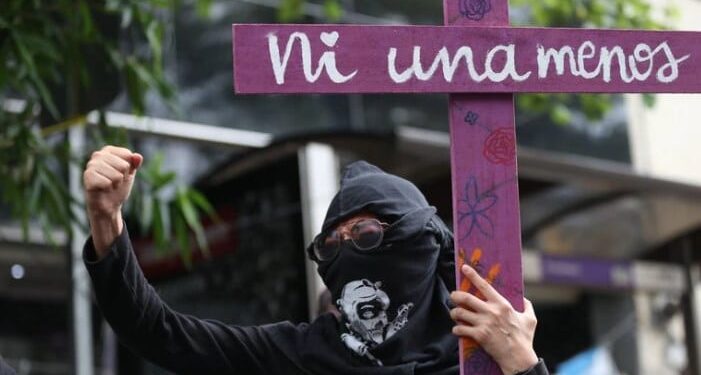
[231,1,701,373]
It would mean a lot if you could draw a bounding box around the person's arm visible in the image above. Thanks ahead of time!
[82,146,276,374]
[84,225,277,374]
[449,264,548,375]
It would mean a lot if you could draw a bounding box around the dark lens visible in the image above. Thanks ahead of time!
[351,220,384,250]
[356,300,383,319]
[315,230,340,261]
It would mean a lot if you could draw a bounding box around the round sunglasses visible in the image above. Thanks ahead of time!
[312,218,390,261]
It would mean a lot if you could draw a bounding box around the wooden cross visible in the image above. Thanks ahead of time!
[231,1,701,373]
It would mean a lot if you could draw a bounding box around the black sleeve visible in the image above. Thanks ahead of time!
[83,225,283,375]
[516,359,549,375]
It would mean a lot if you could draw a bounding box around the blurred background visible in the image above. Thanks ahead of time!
[1,0,701,374]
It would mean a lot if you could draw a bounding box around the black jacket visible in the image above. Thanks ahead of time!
[83,227,549,375]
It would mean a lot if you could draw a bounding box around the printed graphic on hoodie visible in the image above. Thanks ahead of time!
[337,279,413,366]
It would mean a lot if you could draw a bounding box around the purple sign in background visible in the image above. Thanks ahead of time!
[540,255,633,289]
[233,25,701,94]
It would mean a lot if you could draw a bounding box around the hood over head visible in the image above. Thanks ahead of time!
[320,161,437,243]
[305,160,457,370]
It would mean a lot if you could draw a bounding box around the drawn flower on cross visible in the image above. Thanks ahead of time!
[457,176,497,239]
[459,0,492,21]
[483,127,516,165]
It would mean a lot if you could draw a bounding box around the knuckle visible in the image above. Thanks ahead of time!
[528,316,538,328]
[452,292,467,306]
[456,308,468,321]
[487,306,501,319]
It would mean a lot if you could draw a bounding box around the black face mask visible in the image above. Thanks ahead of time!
[307,161,457,370]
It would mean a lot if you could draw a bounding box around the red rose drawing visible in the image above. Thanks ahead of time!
[483,128,515,165]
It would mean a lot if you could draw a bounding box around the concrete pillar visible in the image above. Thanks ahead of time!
[68,125,94,375]
[298,143,339,320]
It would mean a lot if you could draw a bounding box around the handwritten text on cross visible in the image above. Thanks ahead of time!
[233,25,701,94]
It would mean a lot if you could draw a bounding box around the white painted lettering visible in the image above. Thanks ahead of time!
[537,40,689,84]
[388,44,530,84]
[537,45,579,78]
[577,41,601,79]
[656,41,690,83]
[267,31,357,85]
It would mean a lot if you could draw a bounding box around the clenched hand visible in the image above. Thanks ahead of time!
[83,146,143,257]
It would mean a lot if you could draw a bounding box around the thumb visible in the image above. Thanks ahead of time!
[129,153,144,173]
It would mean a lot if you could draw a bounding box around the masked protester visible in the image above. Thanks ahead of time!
[82,146,548,375]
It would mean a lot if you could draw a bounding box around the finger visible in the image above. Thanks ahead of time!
[451,291,489,313]
[90,160,125,182]
[101,145,134,160]
[462,264,504,303]
[452,325,483,342]
[100,152,132,174]
[450,307,479,324]
[84,170,113,191]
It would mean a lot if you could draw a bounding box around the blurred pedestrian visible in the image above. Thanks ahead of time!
[82,146,548,374]
[0,356,16,375]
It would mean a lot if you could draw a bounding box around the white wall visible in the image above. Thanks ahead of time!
[627,0,701,185]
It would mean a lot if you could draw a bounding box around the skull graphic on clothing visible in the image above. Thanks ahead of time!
[337,279,414,357]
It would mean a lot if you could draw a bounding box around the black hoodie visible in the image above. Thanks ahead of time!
[83,161,548,375]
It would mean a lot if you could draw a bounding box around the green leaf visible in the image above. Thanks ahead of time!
[278,0,304,22]
[550,104,572,125]
[173,210,192,268]
[177,187,209,256]
[152,198,171,252]
[140,192,154,233]
[323,0,342,22]
[37,166,70,223]
[78,0,95,37]
[196,0,213,18]
[187,188,217,220]
[11,31,60,119]
[145,21,163,70]
[17,33,61,63]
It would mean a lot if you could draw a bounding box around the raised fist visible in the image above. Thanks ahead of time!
[84,145,143,216]
[83,146,143,254]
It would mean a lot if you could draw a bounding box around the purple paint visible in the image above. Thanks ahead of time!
[443,0,520,374]
[233,25,701,94]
